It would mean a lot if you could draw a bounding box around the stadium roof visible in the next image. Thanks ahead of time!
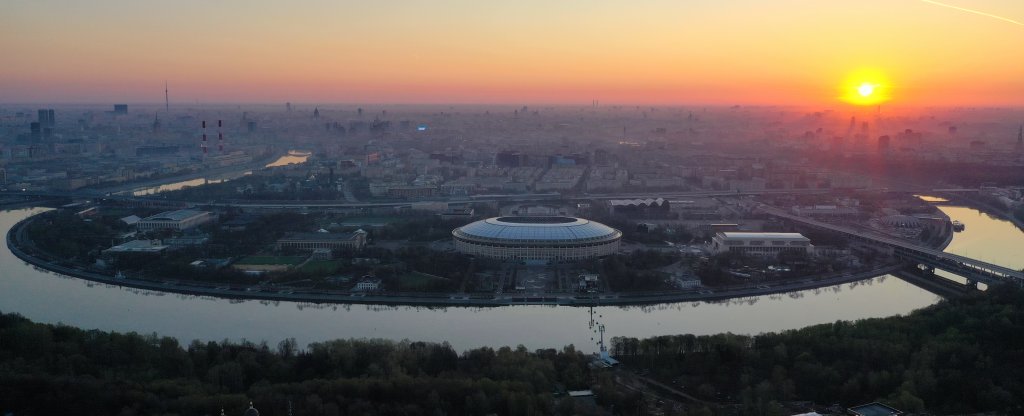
[455,216,620,242]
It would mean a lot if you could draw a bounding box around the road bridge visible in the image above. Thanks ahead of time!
[758,204,1023,288]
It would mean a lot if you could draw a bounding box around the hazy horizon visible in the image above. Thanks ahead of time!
[4,0,1024,106]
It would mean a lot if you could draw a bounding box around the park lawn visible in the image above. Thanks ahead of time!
[300,260,346,274]
[398,271,450,291]
[235,255,306,266]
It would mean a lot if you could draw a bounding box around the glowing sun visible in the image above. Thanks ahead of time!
[857,83,875,97]
[840,69,890,105]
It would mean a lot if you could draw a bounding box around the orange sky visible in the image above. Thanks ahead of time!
[2,0,1023,106]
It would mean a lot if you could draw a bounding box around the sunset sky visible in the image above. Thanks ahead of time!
[2,0,1023,106]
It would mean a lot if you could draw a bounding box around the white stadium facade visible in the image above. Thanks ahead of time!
[452,216,622,262]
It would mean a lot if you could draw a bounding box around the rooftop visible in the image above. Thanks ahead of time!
[278,230,366,242]
[455,216,621,242]
[848,402,902,416]
[718,232,809,241]
[142,209,209,222]
[104,239,168,253]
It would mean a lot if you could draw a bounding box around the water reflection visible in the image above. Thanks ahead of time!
[915,195,950,203]
[132,175,244,196]
[930,205,1024,285]
[265,151,310,167]
[934,205,1024,270]
[130,152,309,196]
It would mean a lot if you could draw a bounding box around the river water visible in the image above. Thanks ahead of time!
[0,202,1018,352]
[130,152,311,196]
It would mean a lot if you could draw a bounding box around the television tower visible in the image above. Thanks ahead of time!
[164,81,169,112]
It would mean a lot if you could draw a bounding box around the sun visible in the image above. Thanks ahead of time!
[840,69,890,106]
[857,83,875,97]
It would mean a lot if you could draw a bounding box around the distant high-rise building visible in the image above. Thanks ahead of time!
[29,122,41,141]
[1017,123,1022,147]
[113,104,128,114]
[495,150,525,167]
[37,109,55,127]
[877,135,890,152]
[313,107,320,119]
[286,102,292,112]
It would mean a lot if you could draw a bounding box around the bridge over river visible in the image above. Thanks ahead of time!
[758,204,1024,288]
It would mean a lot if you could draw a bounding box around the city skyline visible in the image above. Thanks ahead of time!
[3,0,1024,106]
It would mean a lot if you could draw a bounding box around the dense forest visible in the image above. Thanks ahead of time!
[612,286,1024,415]
[4,287,1024,415]
[0,314,601,416]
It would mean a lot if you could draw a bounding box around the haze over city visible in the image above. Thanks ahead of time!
[3,0,1024,105]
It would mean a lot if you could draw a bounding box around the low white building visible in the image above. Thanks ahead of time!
[353,277,382,292]
[711,232,813,257]
[103,239,168,254]
[276,229,367,251]
[137,209,215,232]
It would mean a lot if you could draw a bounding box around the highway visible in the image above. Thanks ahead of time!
[0,187,846,210]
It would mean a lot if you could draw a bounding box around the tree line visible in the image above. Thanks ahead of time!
[0,313,598,416]
[611,286,1024,414]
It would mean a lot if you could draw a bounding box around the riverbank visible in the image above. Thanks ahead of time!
[7,212,909,307]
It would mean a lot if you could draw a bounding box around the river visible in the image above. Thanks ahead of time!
[130,152,311,196]
[931,205,1024,286]
[0,202,1019,352]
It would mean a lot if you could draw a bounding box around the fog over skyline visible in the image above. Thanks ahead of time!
[2,0,1024,106]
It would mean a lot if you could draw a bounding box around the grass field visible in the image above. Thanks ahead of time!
[235,255,306,266]
[299,260,346,274]
[398,271,450,291]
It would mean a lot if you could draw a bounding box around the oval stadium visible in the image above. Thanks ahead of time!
[452,216,622,262]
